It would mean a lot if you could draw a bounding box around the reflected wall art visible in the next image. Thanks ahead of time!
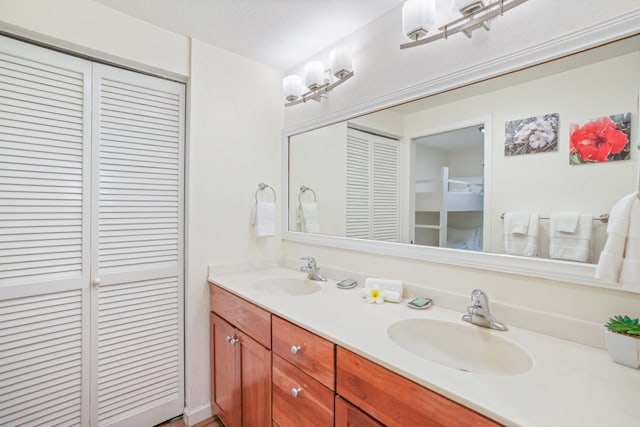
[569,113,631,164]
[505,113,559,156]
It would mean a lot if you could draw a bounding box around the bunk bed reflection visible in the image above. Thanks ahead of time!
[414,166,484,250]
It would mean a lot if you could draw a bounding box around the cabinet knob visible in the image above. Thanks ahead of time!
[92,277,101,287]
[290,387,302,398]
[290,345,301,355]
[226,336,239,345]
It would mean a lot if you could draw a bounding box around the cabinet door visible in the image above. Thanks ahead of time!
[211,313,241,427]
[335,397,383,427]
[238,330,271,427]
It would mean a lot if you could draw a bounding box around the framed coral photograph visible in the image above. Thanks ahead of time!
[504,113,558,156]
[569,113,631,165]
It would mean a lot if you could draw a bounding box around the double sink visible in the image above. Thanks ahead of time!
[252,277,532,377]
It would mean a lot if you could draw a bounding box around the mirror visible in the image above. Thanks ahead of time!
[288,35,639,270]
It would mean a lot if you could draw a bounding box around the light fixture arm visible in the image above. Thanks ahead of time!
[285,70,354,107]
[400,0,527,49]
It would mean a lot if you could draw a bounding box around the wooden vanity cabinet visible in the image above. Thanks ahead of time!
[209,284,272,427]
[336,347,502,427]
[271,316,336,427]
[335,397,383,427]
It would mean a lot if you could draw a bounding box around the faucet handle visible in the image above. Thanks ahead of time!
[470,289,489,309]
[300,256,317,268]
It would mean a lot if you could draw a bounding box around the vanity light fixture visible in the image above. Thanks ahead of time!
[283,47,354,107]
[400,0,528,49]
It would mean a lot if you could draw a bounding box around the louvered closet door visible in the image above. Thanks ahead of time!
[0,37,92,426]
[91,64,185,427]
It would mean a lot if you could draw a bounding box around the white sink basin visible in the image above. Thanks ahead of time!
[387,318,532,376]
[252,277,321,296]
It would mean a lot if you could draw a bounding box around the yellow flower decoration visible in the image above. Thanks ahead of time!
[364,285,386,304]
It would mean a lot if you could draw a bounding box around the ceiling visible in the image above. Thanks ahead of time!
[95,0,406,71]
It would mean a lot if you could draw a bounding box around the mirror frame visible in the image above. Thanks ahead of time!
[282,13,640,289]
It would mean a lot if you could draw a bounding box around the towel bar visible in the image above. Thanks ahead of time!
[500,213,609,223]
[255,183,276,202]
[298,185,317,204]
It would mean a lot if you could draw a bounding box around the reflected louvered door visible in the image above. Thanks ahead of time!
[91,64,185,427]
[372,138,399,242]
[346,128,399,242]
[0,37,92,426]
[346,129,371,238]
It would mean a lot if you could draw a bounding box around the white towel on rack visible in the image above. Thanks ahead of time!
[300,202,320,233]
[554,212,580,233]
[251,200,276,237]
[596,192,640,290]
[503,212,539,257]
[549,213,592,262]
[362,278,404,303]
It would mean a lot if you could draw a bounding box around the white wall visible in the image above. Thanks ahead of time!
[0,2,285,424]
[186,40,284,422]
[0,0,190,78]
[284,0,640,129]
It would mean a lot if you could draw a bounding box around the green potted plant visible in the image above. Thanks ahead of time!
[604,315,640,368]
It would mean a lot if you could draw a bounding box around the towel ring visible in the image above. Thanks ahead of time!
[255,183,276,202]
[298,185,317,204]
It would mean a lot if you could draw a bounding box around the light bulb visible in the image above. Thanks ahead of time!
[402,0,436,41]
[330,47,353,79]
[282,75,303,102]
[303,61,326,91]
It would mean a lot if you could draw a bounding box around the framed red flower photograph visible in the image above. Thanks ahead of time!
[569,113,631,164]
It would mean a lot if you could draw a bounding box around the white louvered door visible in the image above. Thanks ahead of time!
[0,36,184,427]
[0,37,92,426]
[91,64,185,427]
[346,128,399,242]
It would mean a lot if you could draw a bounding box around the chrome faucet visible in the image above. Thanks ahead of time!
[462,289,508,331]
[299,256,327,281]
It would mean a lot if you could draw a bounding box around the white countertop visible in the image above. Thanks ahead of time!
[208,267,640,427]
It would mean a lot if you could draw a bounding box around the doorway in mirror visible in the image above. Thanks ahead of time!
[412,125,485,251]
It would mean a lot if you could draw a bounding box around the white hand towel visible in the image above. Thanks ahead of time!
[554,212,580,233]
[363,278,404,302]
[505,212,530,235]
[300,202,320,233]
[503,212,539,257]
[595,193,636,283]
[251,200,276,237]
[549,213,592,262]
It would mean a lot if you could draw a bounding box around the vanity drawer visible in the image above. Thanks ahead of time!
[272,315,335,390]
[209,282,271,348]
[272,354,334,427]
[336,347,502,427]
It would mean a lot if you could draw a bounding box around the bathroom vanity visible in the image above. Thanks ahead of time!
[208,267,640,426]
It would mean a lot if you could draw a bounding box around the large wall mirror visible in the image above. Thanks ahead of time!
[285,34,639,288]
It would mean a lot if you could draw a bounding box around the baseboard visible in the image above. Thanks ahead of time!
[183,403,212,426]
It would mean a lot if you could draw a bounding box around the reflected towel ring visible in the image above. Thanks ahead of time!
[299,185,317,204]
[255,183,276,203]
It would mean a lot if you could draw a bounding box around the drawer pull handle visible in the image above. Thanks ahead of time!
[291,387,302,398]
[226,336,239,345]
[290,345,301,355]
